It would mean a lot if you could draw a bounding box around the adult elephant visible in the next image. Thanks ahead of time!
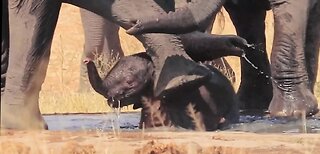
[127,0,320,117]
[79,9,124,92]
[2,0,244,129]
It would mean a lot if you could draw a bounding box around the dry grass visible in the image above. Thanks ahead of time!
[140,98,210,131]
[39,91,137,114]
[186,103,206,131]
[141,98,169,128]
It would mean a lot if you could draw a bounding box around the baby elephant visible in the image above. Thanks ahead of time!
[86,54,239,131]
[85,33,246,131]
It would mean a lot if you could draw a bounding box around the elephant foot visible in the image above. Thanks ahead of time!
[269,83,319,117]
[1,104,48,130]
[237,81,273,110]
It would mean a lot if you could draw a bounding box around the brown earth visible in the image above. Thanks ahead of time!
[1,130,319,154]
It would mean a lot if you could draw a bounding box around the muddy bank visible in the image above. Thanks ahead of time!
[1,130,319,154]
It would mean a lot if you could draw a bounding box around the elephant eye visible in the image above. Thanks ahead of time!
[126,78,135,87]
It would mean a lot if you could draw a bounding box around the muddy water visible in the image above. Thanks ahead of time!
[43,113,140,131]
[44,113,320,133]
[228,115,320,133]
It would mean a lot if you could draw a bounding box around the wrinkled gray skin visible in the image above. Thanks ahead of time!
[78,9,124,92]
[86,51,239,131]
[127,0,320,117]
[1,0,248,129]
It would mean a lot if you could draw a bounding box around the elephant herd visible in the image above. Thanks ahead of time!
[1,0,319,130]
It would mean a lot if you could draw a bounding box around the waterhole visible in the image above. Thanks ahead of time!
[44,112,320,133]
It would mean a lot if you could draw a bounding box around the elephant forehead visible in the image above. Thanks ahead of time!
[105,55,152,83]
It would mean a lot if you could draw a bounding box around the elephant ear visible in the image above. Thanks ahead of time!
[155,55,211,98]
[162,74,210,96]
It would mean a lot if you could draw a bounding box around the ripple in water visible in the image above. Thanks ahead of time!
[228,114,320,133]
[44,113,320,133]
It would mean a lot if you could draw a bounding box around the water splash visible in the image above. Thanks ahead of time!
[301,110,307,133]
[111,100,121,137]
[240,46,288,91]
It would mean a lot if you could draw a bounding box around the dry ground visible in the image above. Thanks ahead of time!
[1,130,319,154]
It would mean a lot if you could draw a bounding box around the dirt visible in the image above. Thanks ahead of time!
[1,130,319,154]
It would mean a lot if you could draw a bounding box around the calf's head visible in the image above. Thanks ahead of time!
[86,53,154,108]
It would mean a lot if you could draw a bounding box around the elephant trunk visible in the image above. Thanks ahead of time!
[126,0,225,35]
[86,61,108,97]
[180,32,247,62]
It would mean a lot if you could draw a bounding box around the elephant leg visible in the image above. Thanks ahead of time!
[103,20,124,59]
[225,2,272,110]
[305,1,320,93]
[268,0,318,117]
[1,0,9,96]
[1,1,61,129]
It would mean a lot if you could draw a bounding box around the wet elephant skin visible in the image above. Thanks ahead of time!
[86,52,239,131]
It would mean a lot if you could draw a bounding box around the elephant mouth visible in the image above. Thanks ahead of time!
[107,89,143,108]
[107,80,153,108]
